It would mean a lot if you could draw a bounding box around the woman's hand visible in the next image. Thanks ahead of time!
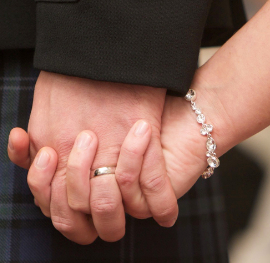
[8,70,178,243]
[8,74,228,245]
[10,0,270,244]
[161,70,232,199]
[8,67,231,245]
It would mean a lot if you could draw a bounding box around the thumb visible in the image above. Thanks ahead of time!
[8,128,31,169]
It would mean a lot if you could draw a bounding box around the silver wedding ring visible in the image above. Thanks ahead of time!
[92,167,116,177]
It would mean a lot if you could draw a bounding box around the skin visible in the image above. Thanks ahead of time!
[8,71,178,244]
[7,80,227,244]
[8,0,270,245]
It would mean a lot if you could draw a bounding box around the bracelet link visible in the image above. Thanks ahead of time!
[185,89,220,179]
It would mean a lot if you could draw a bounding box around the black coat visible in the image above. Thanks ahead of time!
[0,0,246,95]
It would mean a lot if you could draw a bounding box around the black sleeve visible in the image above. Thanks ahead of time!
[0,0,36,49]
[33,0,246,96]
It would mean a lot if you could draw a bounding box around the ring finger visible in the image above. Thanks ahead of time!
[90,172,125,242]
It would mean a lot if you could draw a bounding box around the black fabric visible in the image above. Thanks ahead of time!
[0,0,36,49]
[0,50,229,262]
[202,0,247,46]
[34,0,212,96]
[0,0,246,95]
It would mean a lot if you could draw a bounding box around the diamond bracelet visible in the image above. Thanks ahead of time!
[185,89,220,179]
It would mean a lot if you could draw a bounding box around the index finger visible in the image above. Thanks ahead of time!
[140,134,179,227]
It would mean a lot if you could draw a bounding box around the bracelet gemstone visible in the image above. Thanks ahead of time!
[185,89,220,179]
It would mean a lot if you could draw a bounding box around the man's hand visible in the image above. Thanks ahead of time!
[9,77,228,244]
[9,71,178,244]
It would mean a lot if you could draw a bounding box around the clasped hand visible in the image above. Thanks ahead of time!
[8,70,214,244]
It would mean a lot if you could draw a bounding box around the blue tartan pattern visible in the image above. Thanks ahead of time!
[0,50,228,263]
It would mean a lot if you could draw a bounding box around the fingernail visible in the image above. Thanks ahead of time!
[8,137,14,150]
[35,150,50,169]
[134,120,149,136]
[76,132,92,149]
[159,218,177,228]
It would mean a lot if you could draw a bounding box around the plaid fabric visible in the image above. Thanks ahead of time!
[0,50,229,263]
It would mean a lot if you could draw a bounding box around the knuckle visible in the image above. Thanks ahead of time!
[123,202,151,219]
[116,170,137,187]
[121,145,141,158]
[156,203,178,219]
[141,173,166,193]
[51,215,74,234]
[90,198,118,215]
[68,199,90,214]
[67,160,82,174]
[27,176,43,193]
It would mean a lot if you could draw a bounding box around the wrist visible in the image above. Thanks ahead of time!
[190,68,237,158]
[35,70,167,134]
